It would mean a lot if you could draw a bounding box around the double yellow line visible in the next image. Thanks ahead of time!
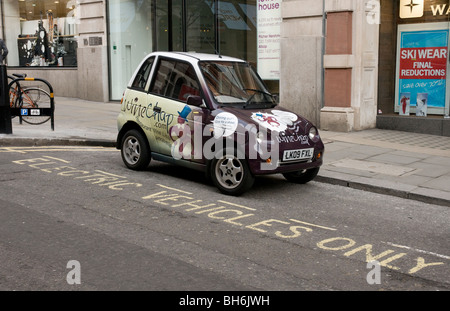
[0,146,117,154]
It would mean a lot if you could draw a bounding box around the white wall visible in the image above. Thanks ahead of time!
[280,0,325,126]
[3,0,20,66]
[108,0,153,100]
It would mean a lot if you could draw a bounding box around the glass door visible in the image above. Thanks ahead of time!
[108,0,153,100]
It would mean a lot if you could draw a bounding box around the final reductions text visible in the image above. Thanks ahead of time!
[400,47,447,80]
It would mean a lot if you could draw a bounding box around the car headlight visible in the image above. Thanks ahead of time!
[309,126,319,142]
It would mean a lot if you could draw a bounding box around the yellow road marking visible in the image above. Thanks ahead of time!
[290,218,337,231]
[0,146,117,153]
[157,184,193,195]
[217,200,257,211]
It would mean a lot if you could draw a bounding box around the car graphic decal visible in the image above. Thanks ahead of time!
[251,110,298,132]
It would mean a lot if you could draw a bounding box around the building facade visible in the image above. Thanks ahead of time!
[1,0,449,136]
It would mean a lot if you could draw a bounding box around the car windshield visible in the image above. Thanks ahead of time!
[199,61,275,108]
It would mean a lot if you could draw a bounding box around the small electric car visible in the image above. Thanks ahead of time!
[117,52,324,196]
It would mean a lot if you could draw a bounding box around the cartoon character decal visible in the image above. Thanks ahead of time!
[251,110,298,132]
[169,105,193,159]
[168,104,203,160]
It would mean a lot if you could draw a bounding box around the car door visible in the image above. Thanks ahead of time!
[122,56,160,151]
[147,58,205,160]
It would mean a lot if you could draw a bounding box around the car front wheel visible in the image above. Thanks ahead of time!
[282,167,320,184]
[211,148,255,196]
[121,129,151,170]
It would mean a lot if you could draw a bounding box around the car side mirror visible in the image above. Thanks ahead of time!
[187,95,203,107]
[272,93,280,104]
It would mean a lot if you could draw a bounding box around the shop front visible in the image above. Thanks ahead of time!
[107,0,280,101]
[1,1,281,105]
[4,0,446,135]
[1,0,80,98]
[378,0,450,136]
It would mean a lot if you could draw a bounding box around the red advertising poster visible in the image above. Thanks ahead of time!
[399,47,447,80]
[396,23,449,112]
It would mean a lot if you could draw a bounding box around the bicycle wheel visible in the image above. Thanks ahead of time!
[20,87,52,125]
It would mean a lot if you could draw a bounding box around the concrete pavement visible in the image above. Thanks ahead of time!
[1,96,450,207]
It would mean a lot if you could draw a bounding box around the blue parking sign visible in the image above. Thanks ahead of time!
[21,109,28,116]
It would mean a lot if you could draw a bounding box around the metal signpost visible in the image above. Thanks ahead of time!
[0,65,12,134]
[0,66,55,133]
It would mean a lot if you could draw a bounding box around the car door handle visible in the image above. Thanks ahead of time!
[153,106,161,113]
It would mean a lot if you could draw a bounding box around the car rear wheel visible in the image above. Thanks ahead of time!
[211,148,255,196]
[282,167,320,184]
[121,129,151,170]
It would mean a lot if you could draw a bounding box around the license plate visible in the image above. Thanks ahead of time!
[282,148,314,162]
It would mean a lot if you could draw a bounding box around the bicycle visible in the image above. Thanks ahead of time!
[8,73,52,125]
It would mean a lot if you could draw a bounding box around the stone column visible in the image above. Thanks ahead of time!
[320,0,379,132]
[77,0,109,102]
[280,0,325,126]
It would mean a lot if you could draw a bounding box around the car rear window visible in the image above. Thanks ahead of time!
[131,57,155,90]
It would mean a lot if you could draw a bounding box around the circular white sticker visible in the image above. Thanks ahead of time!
[213,112,238,138]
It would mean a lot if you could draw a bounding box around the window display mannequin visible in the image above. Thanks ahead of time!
[0,39,8,64]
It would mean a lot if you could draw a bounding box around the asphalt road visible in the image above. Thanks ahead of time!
[0,146,449,294]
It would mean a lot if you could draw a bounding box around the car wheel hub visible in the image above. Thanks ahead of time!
[216,156,243,189]
[124,137,140,164]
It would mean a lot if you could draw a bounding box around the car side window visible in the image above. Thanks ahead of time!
[131,57,154,90]
[150,59,200,102]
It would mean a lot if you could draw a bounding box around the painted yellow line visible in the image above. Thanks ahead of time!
[157,184,193,195]
[0,147,117,153]
[217,200,257,211]
[44,156,71,163]
[383,242,450,260]
[94,170,127,179]
[290,218,337,231]
[1,146,110,150]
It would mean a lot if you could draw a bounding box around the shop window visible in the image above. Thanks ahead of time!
[107,0,279,100]
[3,0,78,67]
[108,0,153,100]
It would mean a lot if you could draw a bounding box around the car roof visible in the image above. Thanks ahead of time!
[149,51,246,63]
[127,51,248,88]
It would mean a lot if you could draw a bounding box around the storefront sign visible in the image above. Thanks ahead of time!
[257,0,281,80]
[396,23,449,115]
[399,0,424,19]
[400,0,450,20]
